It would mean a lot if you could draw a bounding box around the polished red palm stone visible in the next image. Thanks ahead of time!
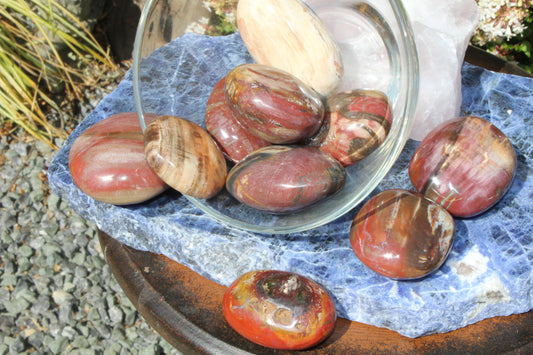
[226,145,345,213]
[409,116,516,217]
[225,63,324,144]
[205,77,270,163]
[350,189,455,280]
[311,89,392,166]
[222,270,337,350]
[69,112,167,205]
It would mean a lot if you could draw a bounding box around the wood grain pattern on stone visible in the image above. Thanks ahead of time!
[205,77,270,163]
[350,189,455,280]
[237,0,343,97]
[225,64,325,144]
[409,116,516,217]
[226,145,345,213]
[144,115,227,199]
[69,112,167,205]
[310,90,392,166]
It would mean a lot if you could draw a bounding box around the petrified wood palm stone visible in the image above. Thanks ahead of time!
[309,89,392,166]
[350,189,455,280]
[205,77,270,163]
[237,0,343,97]
[144,115,227,199]
[409,116,516,217]
[225,63,325,144]
[69,112,167,205]
[223,270,337,350]
[226,145,345,213]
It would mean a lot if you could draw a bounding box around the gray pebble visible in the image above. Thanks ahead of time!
[0,315,15,332]
[18,245,33,258]
[61,325,78,339]
[8,336,26,354]
[31,294,50,313]
[0,288,9,305]
[27,235,45,250]
[63,281,77,293]
[41,242,62,257]
[27,331,44,349]
[108,306,124,324]
[0,274,17,288]
[4,298,30,315]
[46,193,61,211]
[1,259,14,274]
[48,336,68,353]
[11,142,29,157]
[52,290,74,306]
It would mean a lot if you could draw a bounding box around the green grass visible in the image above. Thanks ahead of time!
[0,0,115,149]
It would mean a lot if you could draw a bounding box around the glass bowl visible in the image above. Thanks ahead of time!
[132,0,419,234]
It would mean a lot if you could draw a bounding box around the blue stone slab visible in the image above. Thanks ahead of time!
[48,33,533,338]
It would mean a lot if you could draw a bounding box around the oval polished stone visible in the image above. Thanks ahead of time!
[237,0,343,97]
[350,189,455,280]
[409,116,516,217]
[226,146,345,213]
[310,90,392,166]
[222,270,337,350]
[69,112,167,205]
[225,63,324,144]
[144,115,227,199]
[205,77,270,163]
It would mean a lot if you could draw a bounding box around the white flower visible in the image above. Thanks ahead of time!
[473,0,531,45]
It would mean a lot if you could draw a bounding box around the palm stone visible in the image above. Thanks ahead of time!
[350,189,455,280]
[226,145,345,213]
[69,112,167,205]
[223,270,337,350]
[205,77,270,163]
[310,89,392,166]
[225,63,324,144]
[409,116,516,217]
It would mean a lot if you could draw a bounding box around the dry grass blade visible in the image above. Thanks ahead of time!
[0,0,116,149]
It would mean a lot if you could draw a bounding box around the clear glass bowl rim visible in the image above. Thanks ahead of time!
[132,0,420,234]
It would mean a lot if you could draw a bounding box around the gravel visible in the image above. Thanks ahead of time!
[0,67,182,354]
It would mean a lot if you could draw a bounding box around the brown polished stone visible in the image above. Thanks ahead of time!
[225,63,324,144]
[144,115,227,199]
[223,270,337,350]
[205,77,270,163]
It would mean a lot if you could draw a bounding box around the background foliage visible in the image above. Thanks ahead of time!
[0,0,531,149]
[472,0,533,73]
[0,0,114,149]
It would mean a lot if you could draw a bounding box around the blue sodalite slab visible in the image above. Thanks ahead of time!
[48,33,533,338]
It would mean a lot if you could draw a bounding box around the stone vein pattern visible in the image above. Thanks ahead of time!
[48,33,532,338]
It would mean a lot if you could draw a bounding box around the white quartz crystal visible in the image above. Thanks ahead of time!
[401,0,479,140]
[305,0,479,141]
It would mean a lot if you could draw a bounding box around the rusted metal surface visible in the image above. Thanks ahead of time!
[99,231,533,354]
[465,45,532,77]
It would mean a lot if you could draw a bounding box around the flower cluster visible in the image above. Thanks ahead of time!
[473,0,531,45]
[203,0,238,35]
[184,1,238,35]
